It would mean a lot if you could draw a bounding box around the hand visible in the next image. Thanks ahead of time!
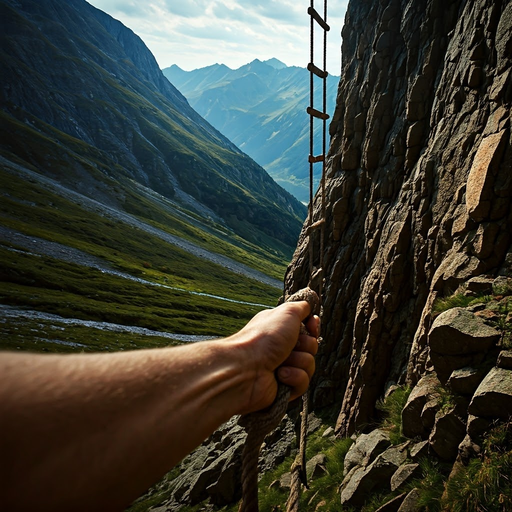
[230,301,320,415]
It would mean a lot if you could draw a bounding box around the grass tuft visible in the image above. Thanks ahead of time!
[443,422,512,512]
[376,386,412,445]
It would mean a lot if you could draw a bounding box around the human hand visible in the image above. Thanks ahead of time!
[230,301,320,415]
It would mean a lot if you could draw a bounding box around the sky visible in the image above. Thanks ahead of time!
[86,0,348,74]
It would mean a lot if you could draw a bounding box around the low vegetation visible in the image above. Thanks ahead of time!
[376,386,412,445]
[444,421,512,512]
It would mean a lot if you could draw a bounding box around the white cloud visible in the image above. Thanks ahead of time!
[86,0,348,73]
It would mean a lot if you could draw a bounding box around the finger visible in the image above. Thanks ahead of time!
[277,367,310,401]
[304,315,320,338]
[282,300,312,323]
[295,334,319,356]
[281,351,316,380]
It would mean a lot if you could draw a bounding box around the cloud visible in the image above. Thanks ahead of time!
[86,0,348,73]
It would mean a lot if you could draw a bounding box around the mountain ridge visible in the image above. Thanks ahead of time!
[0,0,306,253]
[164,59,339,202]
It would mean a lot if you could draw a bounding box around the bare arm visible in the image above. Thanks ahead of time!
[0,301,319,512]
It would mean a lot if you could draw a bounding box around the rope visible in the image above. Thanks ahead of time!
[286,1,329,511]
[238,0,329,508]
[238,289,320,512]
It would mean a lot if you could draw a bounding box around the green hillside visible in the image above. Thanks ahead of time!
[164,59,339,203]
[0,0,305,353]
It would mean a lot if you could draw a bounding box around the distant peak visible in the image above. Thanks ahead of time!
[264,58,287,70]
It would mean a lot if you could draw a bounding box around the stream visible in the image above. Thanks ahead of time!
[0,305,215,343]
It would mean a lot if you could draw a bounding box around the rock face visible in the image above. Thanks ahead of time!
[284,0,512,436]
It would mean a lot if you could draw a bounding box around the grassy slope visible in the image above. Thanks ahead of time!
[0,158,288,352]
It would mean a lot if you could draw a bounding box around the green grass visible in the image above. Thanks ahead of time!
[443,422,512,512]
[0,316,181,354]
[432,293,493,315]
[376,386,412,445]
[302,436,354,511]
[0,246,264,344]
[0,167,282,304]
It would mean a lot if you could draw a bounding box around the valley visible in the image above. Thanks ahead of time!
[0,158,284,354]
[164,59,339,203]
[0,0,305,356]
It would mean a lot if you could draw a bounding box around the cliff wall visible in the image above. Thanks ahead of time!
[285,0,512,436]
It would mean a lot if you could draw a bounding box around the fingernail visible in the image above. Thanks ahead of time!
[279,368,290,379]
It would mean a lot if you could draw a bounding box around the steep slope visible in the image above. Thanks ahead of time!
[164,60,339,203]
[0,0,306,254]
[285,0,512,435]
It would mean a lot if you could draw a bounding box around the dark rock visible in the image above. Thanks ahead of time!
[458,434,481,464]
[467,414,492,440]
[421,398,441,431]
[429,407,466,461]
[466,276,494,295]
[409,440,430,461]
[429,308,500,355]
[493,276,512,296]
[390,463,421,491]
[402,373,441,438]
[285,0,512,440]
[340,444,408,507]
[448,367,484,395]
[428,308,500,382]
[307,453,328,480]
[469,367,512,419]
[279,472,292,489]
[497,351,512,370]
[343,429,391,476]
[397,488,422,512]
[307,413,324,435]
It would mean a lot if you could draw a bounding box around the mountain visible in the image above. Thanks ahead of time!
[163,59,339,203]
[0,0,306,254]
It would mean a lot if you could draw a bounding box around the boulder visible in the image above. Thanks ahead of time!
[467,414,492,440]
[447,367,484,395]
[493,276,512,295]
[466,276,494,295]
[340,444,408,507]
[390,463,421,491]
[402,373,441,438]
[429,407,466,461]
[497,351,512,370]
[458,434,481,464]
[429,308,500,355]
[421,398,441,430]
[279,471,292,489]
[343,429,391,476]
[307,453,328,480]
[469,367,512,418]
[322,426,335,438]
[397,489,422,512]
[409,440,430,461]
[428,308,500,382]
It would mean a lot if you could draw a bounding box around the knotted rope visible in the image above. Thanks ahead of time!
[238,288,320,512]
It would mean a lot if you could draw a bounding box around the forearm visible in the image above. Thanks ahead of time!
[0,339,253,512]
[0,301,317,512]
